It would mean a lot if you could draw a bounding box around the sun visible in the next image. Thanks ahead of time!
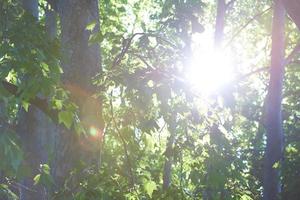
[185,32,234,95]
[186,50,234,94]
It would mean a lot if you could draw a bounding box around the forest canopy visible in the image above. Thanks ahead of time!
[0,0,300,199]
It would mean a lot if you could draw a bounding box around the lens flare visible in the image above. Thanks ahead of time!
[89,126,99,137]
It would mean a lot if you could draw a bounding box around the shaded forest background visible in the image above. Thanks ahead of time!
[1,0,300,199]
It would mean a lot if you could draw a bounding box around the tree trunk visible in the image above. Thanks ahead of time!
[18,1,61,200]
[17,0,102,197]
[163,113,176,190]
[214,0,226,48]
[18,1,47,200]
[263,0,285,199]
[22,0,38,18]
[203,1,228,198]
[53,0,102,186]
[18,108,58,200]
[45,4,57,40]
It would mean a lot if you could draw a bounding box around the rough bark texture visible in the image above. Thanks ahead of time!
[18,108,58,200]
[263,0,285,199]
[282,0,300,30]
[57,0,102,130]
[17,0,102,198]
[18,1,60,200]
[53,0,102,186]
[58,0,101,91]
[18,1,45,200]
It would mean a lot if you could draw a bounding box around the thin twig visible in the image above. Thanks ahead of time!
[235,42,300,82]
[131,53,156,70]
[225,7,272,48]
[112,33,144,68]
[6,179,37,193]
[237,66,269,81]
[109,92,138,197]
[112,33,177,69]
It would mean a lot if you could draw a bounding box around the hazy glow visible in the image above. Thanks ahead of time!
[89,126,99,137]
[186,32,234,95]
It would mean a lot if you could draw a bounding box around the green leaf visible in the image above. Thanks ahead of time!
[272,161,280,169]
[117,6,126,12]
[41,164,50,175]
[33,165,54,187]
[144,134,154,150]
[86,20,97,31]
[89,32,104,44]
[54,99,63,110]
[22,101,29,112]
[33,174,41,185]
[58,111,73,129]
[144,180,157,197]
[240,194,253,200]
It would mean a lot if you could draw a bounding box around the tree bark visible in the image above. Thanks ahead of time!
[263,0,285,199]
[18,1,45,200]
[45,4,57,40]
[18,1,59,200]
[22,0,38,18]
[17,0,103,198]
[18,108,58,200]
[214,0,226,48]
[57,0,102,130]
[162,113,177,190]
[53,0,103,187]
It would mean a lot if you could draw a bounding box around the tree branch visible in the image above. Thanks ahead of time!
[282,0,300,30]
[1,80,58,123]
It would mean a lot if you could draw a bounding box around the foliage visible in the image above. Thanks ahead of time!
[0,0,300,199]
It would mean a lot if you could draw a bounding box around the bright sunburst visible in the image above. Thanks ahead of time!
[186,32,234,95]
